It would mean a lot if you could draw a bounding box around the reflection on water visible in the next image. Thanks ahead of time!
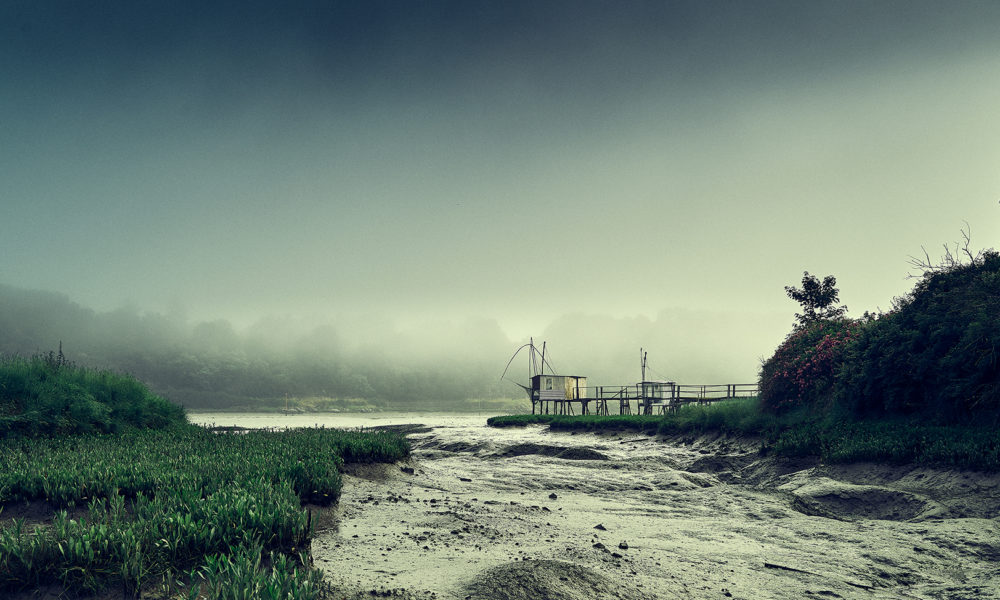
[186,411,490,430]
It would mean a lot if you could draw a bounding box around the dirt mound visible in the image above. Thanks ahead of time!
[783,478,946,521]
[463,560,655,600]
[342,462,402,482]
[495,443,609,461]
[814,463,1000,519]
[365,423,434,435]
[685,452,757,476]
[416,438,492,454]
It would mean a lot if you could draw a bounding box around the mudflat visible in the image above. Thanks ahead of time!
[317,420,1000,600]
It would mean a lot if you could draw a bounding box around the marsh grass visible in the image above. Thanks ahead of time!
[487,398,775,435]
[0,353,185,437]
[488,398,1000,471]
[0,425,410,597]
[772,418,1000,470]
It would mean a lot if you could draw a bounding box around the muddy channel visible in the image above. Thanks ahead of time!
[314,419,1000,600]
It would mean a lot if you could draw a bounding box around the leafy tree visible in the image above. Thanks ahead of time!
[785,272,847,328]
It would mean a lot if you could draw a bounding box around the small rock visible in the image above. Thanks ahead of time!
[618,541,629,550]
[400,466,415,475]
[459,477,472,482]
[611,552,623,559]
[593,542,606,550]
[594,524,607,530]
[548,493,558,500]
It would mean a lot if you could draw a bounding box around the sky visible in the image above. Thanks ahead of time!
[2,1,1000,384]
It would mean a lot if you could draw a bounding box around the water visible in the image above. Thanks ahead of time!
[186,411,488,430]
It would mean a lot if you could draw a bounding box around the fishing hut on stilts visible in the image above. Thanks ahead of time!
[500,339,592,415]
[501,342,757,415]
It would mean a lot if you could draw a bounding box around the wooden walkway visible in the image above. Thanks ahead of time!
[531,383,758,416]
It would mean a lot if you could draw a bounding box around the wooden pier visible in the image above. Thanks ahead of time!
[531,382,758,416]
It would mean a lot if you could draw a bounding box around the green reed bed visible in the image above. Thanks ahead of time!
[0,425,410,597]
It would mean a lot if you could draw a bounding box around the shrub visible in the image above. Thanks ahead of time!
[758,319,859,413]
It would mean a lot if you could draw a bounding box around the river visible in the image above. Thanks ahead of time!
[187,412,1000,600]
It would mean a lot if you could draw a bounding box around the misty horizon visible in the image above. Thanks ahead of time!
[0,280,789,387]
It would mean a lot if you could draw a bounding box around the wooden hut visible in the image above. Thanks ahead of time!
[530,374,586,414]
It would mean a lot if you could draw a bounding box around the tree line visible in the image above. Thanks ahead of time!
[0,284,513,409]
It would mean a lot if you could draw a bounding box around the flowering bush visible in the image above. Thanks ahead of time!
[759,319,860,413]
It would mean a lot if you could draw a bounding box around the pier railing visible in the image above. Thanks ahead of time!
[530,382,758,415]
[571,383,758,402]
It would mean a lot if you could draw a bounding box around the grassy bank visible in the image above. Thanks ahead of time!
[487,398,778,435]
[488,398,1000,471]
[0,353,185,437]
[0,354,411,598]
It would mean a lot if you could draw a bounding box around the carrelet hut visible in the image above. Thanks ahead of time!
[531,373,587,402]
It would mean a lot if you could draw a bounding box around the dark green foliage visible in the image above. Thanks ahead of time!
[835,251,1000,423]
[0,354,186,437]
[758,319,858,413]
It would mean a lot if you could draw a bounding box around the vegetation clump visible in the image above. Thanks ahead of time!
[762,245,1000,464]
[0,353,410,598]
[0,351,185,437]
[758,250,1000,426]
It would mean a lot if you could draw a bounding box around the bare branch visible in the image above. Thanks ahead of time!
[906,222,984,278]
[960,221,978,263]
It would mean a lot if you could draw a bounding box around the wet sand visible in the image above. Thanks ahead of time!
[317,420,1000,600]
